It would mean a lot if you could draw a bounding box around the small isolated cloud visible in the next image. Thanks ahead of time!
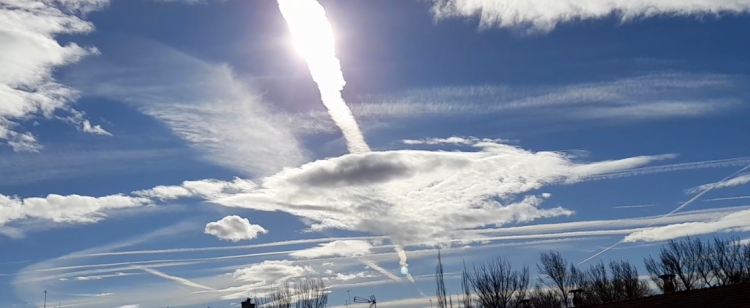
[116,305,139,308]
[685,173,750,194]
[204,215,268,242]
[0,0,109,151]
[624,209,750,242]
[430,0,750,33]
[290,240,373,259]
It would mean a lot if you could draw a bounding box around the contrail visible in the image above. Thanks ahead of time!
[395,245,415,283]
[277,0,370,153]
[359,258,402,282]
[578,163,750,265]
[138,266,215,291]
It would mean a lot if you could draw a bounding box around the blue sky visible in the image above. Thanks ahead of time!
[1,0,750,307]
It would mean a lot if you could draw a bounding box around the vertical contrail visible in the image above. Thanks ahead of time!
[277,0,370,153]
[395,245,416,283]
[578,163,750,265]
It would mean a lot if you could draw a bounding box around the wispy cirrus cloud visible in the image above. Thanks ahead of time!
[624,208,750,242]
[0,0,110,151]
[685,173,750,194]
[65,38,307,177]
[430,0,750,33]
[291,73,747,134]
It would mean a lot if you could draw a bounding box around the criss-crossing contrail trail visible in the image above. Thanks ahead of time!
[277,0,370,153]
[578,163,750,265]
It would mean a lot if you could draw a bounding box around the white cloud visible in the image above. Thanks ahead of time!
[290,240,374,259]
[0,193,150,226]
[74,272,133,281]
[204,215,268,242]
[430,0,750,33]
[231,260,316,287]
[65,38,306,177]
[134,177,257,201]
[0,0,110,151]
[624,208,750,242]
[330,74,744,127]
[116,305,139,308]
[174,138,674,245]
[685,173,750,194]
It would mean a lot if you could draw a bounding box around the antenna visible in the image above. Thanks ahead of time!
[353,295,377,308]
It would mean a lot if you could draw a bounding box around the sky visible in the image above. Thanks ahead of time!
[1,0,750,307]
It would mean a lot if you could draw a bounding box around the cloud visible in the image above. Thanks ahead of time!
[231,260,316,288]
[0,193,150,226]
[65,38,306,176]
[204,215,268,242]
[290,240,374,259]
[143,138,675,244]
[624,208,750,242]
[430,0,750,33]
[685,173,750,194]
[139,267,215,291]
[0,0,109,151]
[116,305,139,308]
[74,272,134,281]
[329,73,745,127]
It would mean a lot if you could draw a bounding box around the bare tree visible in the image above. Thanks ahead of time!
[465,257,530,308]
[436,250,450,308]
[528,284,562,308]
[295,277,328,308]
[644,238,702,291]
[537,251,581,308]
[254,277,328,308]
[461,260,474,308]
[704,237,750,285]
[582,260,650,305]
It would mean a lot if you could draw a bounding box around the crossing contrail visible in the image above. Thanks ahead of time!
[277,0,370,153]
[578,163,750,265]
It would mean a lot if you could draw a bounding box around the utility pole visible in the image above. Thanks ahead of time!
[43,290,47,308]
[347,290,351,308]
[429,299,433,308]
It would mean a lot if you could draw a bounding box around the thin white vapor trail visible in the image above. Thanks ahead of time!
[138,266,215,291]
[276,0,370,153]
[583,156,750,181]
[704,195,750,202]
[578,163,750,265]
[358,258,403,282]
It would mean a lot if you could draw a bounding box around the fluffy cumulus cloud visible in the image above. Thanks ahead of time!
[289,240,374,259]
[145,138,673,245]
[0,193,150,227]
[685,173,750,194]
[624,208,750,242]
[430,0,750,33]
[0,0,110,151]
[204,215,268,242]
